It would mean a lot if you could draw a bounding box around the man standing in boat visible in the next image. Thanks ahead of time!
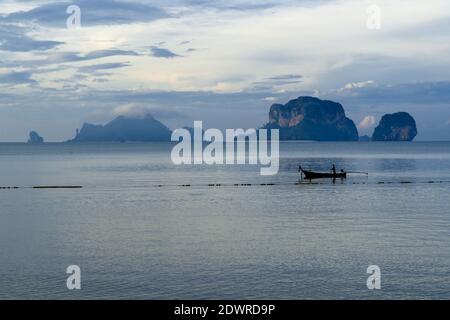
[331,164,337,176]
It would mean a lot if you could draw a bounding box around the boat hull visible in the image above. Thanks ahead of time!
[301,170,346,180]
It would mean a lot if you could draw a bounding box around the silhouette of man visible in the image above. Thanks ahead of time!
[331,164,336,175]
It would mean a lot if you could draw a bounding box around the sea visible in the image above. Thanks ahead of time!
[0,141,449,299]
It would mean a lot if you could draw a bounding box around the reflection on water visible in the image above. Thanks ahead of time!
[374,158,417,174]
[0,142,449,299]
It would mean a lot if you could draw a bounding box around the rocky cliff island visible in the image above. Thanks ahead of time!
[372,112,417,141]
[27,131,44,144]
[262,96,359,141]
[70,114,172,142]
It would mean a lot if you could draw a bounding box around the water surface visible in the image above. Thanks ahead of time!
[0,142,449,299]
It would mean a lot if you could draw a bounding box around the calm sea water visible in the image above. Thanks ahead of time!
[0,142,449,299]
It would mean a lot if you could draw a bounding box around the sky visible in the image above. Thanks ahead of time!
[0,0,449,141]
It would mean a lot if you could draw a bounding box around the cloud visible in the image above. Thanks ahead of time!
[113,104,186,121]
[78,62,131,73]
[35,49,139,65]
[252,74,303,90]
[0,71,36,85]
[5,0,170,27]
[159,0,323,11]
[330,81,450,104]
[113,104,152,118]
[343,80,377,90]
[149,46,181,58]
[93,78,109,83]
[0,22,63,52]
[357,115,376,131]
[83,49,139,60]
[1,47,141,70]
[266,74,303,81]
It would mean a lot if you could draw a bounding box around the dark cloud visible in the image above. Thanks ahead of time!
[150,46,181,58]
[0,71,36,85]
[329,81,450,104]
[78,62,131,73]
[1,48,141,71]
[265,74,303,81]
[252,74,303,90]
[36,49,139,65]
[0,23,63,52]
[83,50,139,60]
[6,0,170,28]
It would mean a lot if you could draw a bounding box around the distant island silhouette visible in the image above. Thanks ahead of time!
[27,131,44,144]
[68,114,171,142]
[372,112,417,141]
[62,96,417,142]
[262,96,359,141]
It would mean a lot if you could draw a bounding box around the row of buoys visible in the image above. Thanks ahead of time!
[378,180,445,184]
[0,186,83,189]
[155,183,279,188]
[378,181,410,184]
[33,186,83,189]
[1,180,448,191]
[180,183,275,187]
[155,183,278,188]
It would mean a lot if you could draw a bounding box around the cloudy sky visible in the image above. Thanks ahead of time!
[0,0,449,141]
